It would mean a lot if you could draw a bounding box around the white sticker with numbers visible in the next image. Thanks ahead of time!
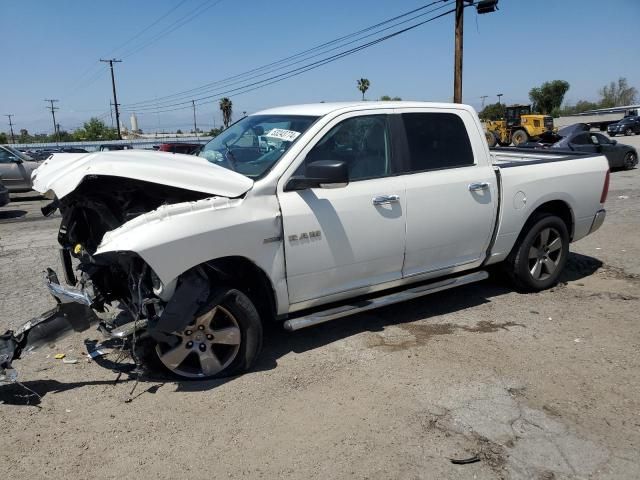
[264,128,301,142]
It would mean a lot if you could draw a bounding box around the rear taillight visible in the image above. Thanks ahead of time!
[600,169,610,204]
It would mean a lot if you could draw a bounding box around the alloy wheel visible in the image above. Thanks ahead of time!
[156,305,242,378]
[528,227,563,281]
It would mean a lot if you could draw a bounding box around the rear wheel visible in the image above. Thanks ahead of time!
[154,287,262,379]
[625,128,633,136]
[505,214,569,292]
[624,152,637,170]
[609,133,616,137]
[511,129,529,146]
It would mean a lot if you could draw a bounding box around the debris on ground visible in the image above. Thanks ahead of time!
[53,353,66,359]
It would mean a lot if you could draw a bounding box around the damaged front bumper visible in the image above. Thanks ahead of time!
[0,269,100,380]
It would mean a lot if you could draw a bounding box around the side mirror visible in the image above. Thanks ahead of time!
[285,160,349,191]
[611,139,617,145]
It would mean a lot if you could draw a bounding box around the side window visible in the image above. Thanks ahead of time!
[0,148,13,163]
[571,133,589,145]
[400,112,474,172]
[303,115,392,181]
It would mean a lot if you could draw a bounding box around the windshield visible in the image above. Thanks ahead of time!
[199,114,318,178]
[5,146,33,161]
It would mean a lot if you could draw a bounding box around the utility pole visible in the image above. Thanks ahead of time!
[497,93,503,105]
[192,100,198,140]
[100,58,122,139]
[454,0,499,104]
[4,114,15,143]
[480,95,489,108]
[453,0,467,103]
[45,99,60,145]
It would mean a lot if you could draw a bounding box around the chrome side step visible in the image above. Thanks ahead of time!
[283,271,489,331]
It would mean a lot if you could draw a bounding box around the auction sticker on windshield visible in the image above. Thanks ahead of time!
[265,128,301,142]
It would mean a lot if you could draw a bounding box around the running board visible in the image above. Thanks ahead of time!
[283,270,489,331]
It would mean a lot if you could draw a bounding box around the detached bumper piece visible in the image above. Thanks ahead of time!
[590,209,606,234]
[0,268,99,380]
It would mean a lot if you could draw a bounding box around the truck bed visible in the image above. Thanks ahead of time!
[490,147,595,167]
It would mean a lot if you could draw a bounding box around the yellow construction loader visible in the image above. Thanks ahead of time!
[485,104,554,147]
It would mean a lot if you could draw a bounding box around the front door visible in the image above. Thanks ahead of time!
[278,113,406,306]
[0,147,32,191]
[395,109,497,277]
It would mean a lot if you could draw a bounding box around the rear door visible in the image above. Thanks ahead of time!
[394,109,497,278]
[278,111,407,306]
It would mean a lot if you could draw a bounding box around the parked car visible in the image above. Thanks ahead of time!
[98,144,134,151]
[607,116,640,136]
[61,147,89,154]
[157,142,202,155]
[6,102,610,381]
[521,123,638,170]
[0,175,9,207]
[0,145,41,192]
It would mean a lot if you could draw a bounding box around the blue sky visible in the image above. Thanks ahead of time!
[2,0,639,134]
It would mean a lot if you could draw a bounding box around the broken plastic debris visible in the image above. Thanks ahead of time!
[595,247,601,250]
[54,353,66,359]
[62,358,78,364]
[88,349,108,359]
[574,338,581,343]
[617,195,629,199]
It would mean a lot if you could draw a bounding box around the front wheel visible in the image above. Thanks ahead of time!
[505,214,569,292]
[155,287,262,379]
[511,129,529,146]
[625,128,633,136]
[624,152,637,170]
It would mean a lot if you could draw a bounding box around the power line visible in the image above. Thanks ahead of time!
[120,0,226,59]
[123,0,449,109]
[122,6,456,115]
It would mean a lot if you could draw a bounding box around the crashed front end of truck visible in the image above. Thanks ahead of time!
[1,151,256,382]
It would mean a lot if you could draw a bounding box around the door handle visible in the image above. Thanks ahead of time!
[372,194,400,205]
[468,182,490,192]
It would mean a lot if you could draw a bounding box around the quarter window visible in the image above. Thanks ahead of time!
[303,115,392,181]
[400,113,474,172]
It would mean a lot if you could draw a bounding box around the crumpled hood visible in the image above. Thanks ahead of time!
[32,150,254,199]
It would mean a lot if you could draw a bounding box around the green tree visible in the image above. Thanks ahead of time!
[0,132,7,144]
[380,95,402,101]
[219,97,233,129]
[176,129,183,134]
[357,78,370,100]
[73,118,119,141]
[559,99,600,116]
[599,77,638,108]
[208,127,223,137]
[479,102,506,121]
[529,80,570,114]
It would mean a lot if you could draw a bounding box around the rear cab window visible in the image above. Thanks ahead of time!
[399,112,475,173]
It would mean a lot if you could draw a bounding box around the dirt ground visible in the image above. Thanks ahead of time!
[1,138,639,479]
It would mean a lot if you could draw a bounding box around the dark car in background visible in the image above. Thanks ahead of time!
[522,123,638,170]
[608,116,640,136]
[157,142,202,155]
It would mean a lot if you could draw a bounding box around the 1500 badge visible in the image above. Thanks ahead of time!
[288,230,321,242]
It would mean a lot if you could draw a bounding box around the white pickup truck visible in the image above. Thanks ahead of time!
[1,102,609,381]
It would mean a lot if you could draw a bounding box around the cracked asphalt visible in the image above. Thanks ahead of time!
[1,139,640,479]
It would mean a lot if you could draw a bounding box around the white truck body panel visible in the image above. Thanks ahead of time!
[32,102,609,317]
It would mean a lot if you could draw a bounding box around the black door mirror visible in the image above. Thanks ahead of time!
[285,160,349,191]
[610,139,617,145]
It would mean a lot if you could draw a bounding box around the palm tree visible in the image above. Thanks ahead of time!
[219,97,233,129]
[357,78,370,101]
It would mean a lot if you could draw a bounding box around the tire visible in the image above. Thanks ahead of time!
[505,214,570,292]
[609,133,616,137]
[498,139,512,147]
[624,152,637,170]
[511,129,529,146]
[485,131,497,147]
[625,128,633,136]
[154,287,263,379]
